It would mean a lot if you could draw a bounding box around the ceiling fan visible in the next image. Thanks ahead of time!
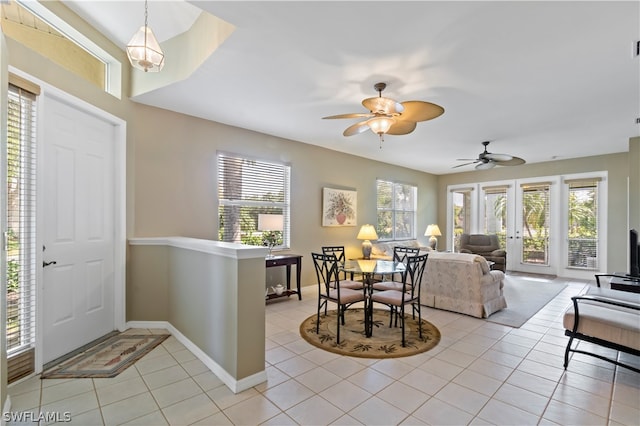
[454,141,526,170]
[323,82,444,146]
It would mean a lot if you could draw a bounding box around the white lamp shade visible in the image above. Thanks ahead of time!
[357,224,379,240]
[424,224,442,237]
[126,26,165,72]
[258,214,284,231]
[367,117,395,134]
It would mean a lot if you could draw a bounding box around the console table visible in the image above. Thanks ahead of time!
[266,254,302,300]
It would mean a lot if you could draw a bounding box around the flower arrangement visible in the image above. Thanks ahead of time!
[263,231,282,256]
[324,190,355,224]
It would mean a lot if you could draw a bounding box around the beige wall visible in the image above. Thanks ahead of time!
[133,103,438,288]
[437,152,631,272]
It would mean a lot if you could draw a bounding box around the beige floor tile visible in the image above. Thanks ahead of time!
[151,378,203,408]
[206,385,259,411]
[141,365,189,390]
[179,359,209,377]
[100,392,159,425]
[170,349,196,364]
[92,364,140,388]
[398,367,448,396]
[161,393,219,425]
[96,376,149,406]
[191,371,226,392]
[8,389,41,412]
[260,412,298,425]
[319,380,371,412]
[190,411,233,426]
[493,383,550,416]
[285,394,344,425]
[7,376,41,397]
[222,394,282,425]
[412,397,474,425]
[370,358,414,379]
[376,381,430,414]
[452,369,503,396]
[433,382,490,415]
[477,399,540,425]
[121,410,168,425]
[59,407,103,425]
[273,355,316,377]
[348,396,409,426]
[552,383,612,418]
[261,379,314,411]
[542,399,608,425]
[347,368,396,394]
[322,357,365,378]
[41,378,94,405]
[40,392,100,419]
[134,353,179,376]
[295,366,342,393]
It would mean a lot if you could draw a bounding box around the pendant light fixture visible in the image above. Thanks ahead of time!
[126,0,165,72]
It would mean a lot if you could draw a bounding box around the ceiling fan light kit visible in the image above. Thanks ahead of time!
[454,141,526,170]
[323,82,444,147]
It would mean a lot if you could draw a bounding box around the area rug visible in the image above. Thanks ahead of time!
[300,308,440,359]
[41,334,170,379]
[485,274,567,328]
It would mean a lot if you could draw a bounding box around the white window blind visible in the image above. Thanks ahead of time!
[376,179,417,240]
[6,81,38,382]
[483,186,508,249]
[521,183,551,265]
[567,179,599,269]
[452,188,472,251]
[217,152,290,249]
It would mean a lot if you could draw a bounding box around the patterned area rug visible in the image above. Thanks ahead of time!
[41,334,170,379]
[300,308,440,359]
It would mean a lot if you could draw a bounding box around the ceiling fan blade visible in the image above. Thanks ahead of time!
[387,120,417,135]
[362,96,404,114]
[496,157,526,166]
[485,153,513,162]
[476,161,496,170]
[343,121,371,137]
[397,101,444,122]
[456,158,478,161]
[323,113,374,119]
[452,161,477,168]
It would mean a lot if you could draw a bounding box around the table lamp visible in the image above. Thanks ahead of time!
[258,214,283,257]
[425,224,442,251]
[357,224,378,259]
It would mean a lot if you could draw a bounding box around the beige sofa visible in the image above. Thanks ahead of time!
[420,252,507,318]
[370,240,432,260]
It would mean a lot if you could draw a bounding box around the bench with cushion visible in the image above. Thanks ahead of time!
[563,286,640,373]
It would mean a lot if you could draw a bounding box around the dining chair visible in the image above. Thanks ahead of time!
[372,246,421,292]
[321,246,364,289]
[312,252,366,344]
[370,252,428,347]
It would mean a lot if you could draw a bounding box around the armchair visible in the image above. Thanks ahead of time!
[459,234,506,272]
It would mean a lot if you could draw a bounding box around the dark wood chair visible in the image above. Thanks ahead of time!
[312,252,365,344]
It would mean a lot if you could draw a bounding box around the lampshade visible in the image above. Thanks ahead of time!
[357,224,379,240]
[424,224,442,237]
[126,0,165,72]
[367,116,395,135]
[258,214,284,231]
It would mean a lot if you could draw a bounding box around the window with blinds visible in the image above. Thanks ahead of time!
[6,80,38,383]
[217,152,290,249]
[566,178,600,269]
[521,183,551,265]
[482,185,509,249]
[451,188,473,251]
[376,179,417,240]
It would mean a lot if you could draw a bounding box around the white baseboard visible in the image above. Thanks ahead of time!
[125,321,266,393]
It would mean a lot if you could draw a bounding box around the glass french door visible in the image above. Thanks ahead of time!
[480,180,556,274]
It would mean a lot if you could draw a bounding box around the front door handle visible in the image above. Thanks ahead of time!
[43,260,57,267]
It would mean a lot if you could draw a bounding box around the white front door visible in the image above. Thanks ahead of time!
[42,95,116,363]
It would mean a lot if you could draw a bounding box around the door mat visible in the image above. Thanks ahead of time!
[41,334,170,379]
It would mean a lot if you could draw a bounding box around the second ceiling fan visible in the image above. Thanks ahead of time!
[454,141,526,170]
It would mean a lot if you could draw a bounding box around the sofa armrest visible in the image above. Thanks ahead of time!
[490,249,506,257]
[460,249,472,254]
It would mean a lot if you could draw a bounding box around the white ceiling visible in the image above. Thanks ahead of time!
[63,1,640,175]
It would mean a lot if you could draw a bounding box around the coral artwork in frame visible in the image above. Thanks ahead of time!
[323,188,357,226]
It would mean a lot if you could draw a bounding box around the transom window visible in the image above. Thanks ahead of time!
[217,152,290,250]
[376,179,417,241]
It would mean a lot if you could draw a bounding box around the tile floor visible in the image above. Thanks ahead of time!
[7,277,640,425]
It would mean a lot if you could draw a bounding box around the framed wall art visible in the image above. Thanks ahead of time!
[322,188,357,227]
